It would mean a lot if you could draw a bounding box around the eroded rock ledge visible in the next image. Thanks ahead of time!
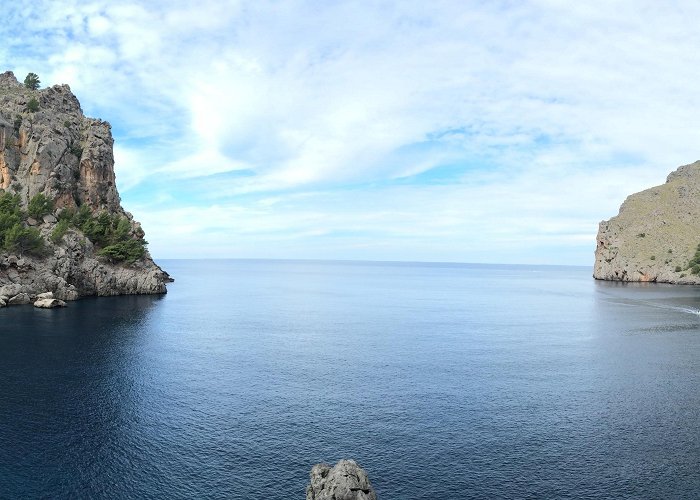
[594,160,700,284]
[0,232,168,303]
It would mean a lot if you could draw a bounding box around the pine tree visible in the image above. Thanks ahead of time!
[24,72,40,90]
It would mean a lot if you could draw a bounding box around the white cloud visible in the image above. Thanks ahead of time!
[133,155,663,264]
[5,0,700,263]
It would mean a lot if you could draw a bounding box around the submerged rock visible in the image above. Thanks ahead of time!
[306,460,376,500]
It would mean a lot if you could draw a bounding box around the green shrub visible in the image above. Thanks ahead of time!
[27,193,54,219]
[80,211,114,246]
[650,255,656,260]
[3,223,44,256]
[0,209,21,232]
[685,243,700,274]
[72,204,92,227]
[675,266,682,272]
[74,208,148,263]
[114,217,131,241]
[98,239,146,263]
[0,192,148,261]
[0,192,23,244]
[0,212,22,246]
[0,191,21,215]
[57,207,75,222]
[26,98,39,113]
[50,219,70,243]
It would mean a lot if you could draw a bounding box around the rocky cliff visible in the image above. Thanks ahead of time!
[594,160,700,283]
[0,70,169,304]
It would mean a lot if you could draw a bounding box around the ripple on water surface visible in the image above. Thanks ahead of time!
[1,261,700,498]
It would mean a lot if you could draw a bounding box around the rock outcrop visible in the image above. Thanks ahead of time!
[34,297,66,308]
[0,70,170,301]
[594,160,700,283]
[306,460,376,500]
[8,292,30,305]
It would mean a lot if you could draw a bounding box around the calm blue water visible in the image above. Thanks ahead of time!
[2,260,700,499]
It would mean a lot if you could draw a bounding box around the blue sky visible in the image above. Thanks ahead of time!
[4,1,700,264]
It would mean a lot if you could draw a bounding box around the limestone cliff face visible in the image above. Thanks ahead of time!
[0,71,119,210]
[0,71,169,300]
[594,160,700,284]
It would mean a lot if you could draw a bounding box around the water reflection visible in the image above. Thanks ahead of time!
[0,295,162,497]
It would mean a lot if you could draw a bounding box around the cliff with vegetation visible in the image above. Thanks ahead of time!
[594,160,700,284]
[0,70,170,305]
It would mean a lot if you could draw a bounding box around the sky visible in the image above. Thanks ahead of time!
[3,1,700,265]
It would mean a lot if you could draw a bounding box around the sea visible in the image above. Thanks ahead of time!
[1,260,700,499]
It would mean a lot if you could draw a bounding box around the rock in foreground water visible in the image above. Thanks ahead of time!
[306,459,376,500]
[34,298,66,308]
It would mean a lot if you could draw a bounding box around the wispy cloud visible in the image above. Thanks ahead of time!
[4,1,700,263]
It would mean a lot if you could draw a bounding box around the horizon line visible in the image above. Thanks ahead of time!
[153,257,593,268]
